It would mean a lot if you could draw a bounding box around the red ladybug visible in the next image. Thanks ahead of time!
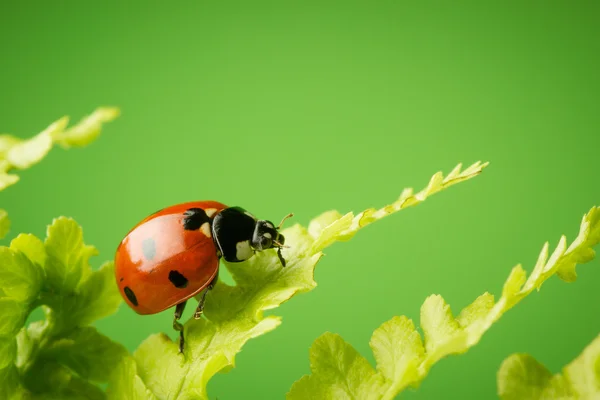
[115,201,292,351]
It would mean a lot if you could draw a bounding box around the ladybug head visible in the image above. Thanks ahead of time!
[251,213,293,267]
[251,220,285,250]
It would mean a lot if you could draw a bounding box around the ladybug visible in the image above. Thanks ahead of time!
[114,201,292,352]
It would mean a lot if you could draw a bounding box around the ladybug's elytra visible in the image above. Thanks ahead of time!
[114,201,292,352]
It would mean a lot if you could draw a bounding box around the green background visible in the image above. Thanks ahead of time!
[1,1,599,398]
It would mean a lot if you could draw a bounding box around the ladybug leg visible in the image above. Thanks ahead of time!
[276,245,286,267]
[193,270,219,319]
[193,290,209,319]
[173,301,187,353]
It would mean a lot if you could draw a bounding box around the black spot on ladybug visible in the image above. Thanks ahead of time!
[124,286,138,306]
[182,208,210,231]
[120,277,124,282]
[168,270,189,288]
[142,237,156,260]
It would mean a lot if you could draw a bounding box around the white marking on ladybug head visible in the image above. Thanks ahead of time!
[236,240,253,261]
[200,222,211,238]
[205,208,217,218]
[263,232,272,239]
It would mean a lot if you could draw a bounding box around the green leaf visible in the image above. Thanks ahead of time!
[107,161,488,399]
[370,316,424,394]
[53,107,120,148]
[420,295,467,364]
[0,134,22,157]
[0,338,17,369]
[288,205,600,400]
[0,171,19,191]
[5,117,66,170]
[106,356,157,400]
[133,321,274,400]
[70,261,123,326]
[288,333,385,400]
[0,365,21,400]
[46,262,123,334]
[0,246,43,302]
[10,233,47,268]
[564,335,600,398]
[0,108,120,398]
[60,376,107,400]
[497,354,557,400]
[6,219,122,400]
[498,334,600,399]
[133,334,192,400]
[15,321,47,370]
[0,107,119,192]
[456,292,495,327]
[44,217,98,294]
[22,366,107,400]
[45,327,127,382]
[0,209,10,239]
[0,299,27,336]
[22,360,72,394]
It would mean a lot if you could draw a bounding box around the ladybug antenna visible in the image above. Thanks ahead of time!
[273,240,289,248]
[277,213,294,230]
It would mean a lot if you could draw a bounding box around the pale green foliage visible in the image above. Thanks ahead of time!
[0,218,125,399]
[498,334,600,399]
[53,107,120,148]
[44,217,100,294]
[0,246,43,302]
[106,161,488,400]
[0,107,123,398]
[0,107,119,241]
[0,107,119,191]
[287,206,600,400]
[295,333,387,399]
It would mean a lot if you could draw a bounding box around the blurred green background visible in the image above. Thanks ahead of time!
[1,1,599,398]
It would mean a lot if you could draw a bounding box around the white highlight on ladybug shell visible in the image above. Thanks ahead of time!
[236,240,253,260]
[200,222,212,238]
